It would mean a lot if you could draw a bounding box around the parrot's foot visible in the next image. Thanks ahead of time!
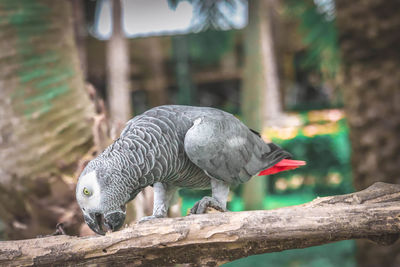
[137,214,165,223]
[190,196,226,214]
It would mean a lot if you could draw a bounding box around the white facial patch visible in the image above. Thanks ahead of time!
[226,136,246,148]
[77,171,101,211]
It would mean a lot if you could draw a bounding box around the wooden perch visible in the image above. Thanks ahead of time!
[1,182,400,266]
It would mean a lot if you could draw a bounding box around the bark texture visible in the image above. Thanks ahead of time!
[1,182,400,266]
[0,0,94,239]
[336,1,400,266]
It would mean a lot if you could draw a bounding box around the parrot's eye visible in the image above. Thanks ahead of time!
[83,187,92,196]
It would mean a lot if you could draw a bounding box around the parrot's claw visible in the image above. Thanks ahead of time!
[137,215,164,223]
[190,196,226,215]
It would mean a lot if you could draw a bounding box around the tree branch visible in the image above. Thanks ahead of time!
[1,182,400,266]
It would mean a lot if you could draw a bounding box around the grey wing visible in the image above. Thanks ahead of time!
[184,113,291,184]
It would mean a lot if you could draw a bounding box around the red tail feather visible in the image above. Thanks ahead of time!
[258,159,306,176]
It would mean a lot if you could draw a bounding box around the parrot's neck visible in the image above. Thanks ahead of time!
[103,135,160,193]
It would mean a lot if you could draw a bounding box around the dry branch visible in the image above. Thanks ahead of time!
[1,182,400,266]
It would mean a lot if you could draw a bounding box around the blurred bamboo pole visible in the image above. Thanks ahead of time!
[242,0,282,210]
[105,0,153,221]
[106,0,132,137]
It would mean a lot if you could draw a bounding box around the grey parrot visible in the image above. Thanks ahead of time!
[76,105,305,235]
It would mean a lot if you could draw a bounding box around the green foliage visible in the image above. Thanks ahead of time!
[172,35,194,105]
[167,0,182,10]
[167,0,243,31]
[187,30,235,66]
[223,240,356,267]
[267,117,352,197]
[284,0,340,79]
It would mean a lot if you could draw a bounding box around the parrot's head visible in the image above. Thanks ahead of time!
[76,161,135,235]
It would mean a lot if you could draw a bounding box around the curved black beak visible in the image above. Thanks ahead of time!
[84,212,106,235]
[83,207,126,235]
